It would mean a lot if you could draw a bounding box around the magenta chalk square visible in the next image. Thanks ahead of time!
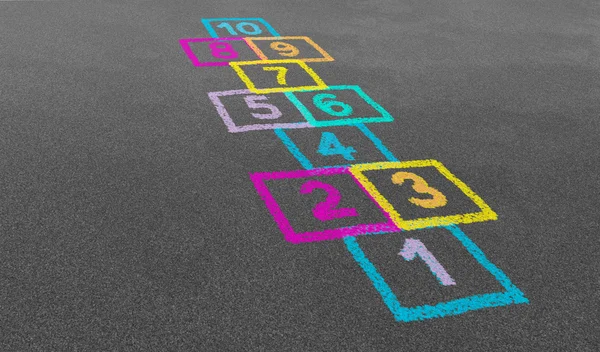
[208,89,313,133]
[249,167,399,244]
[179,38,261,67]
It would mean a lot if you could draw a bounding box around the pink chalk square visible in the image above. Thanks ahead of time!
[179,37,259,67]
[208,89,313,133]
[249,167,399,244]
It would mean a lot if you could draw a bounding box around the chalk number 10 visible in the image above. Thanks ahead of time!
[216,22,262,36]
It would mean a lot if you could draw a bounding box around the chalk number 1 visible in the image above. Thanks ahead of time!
[399,238,456,286]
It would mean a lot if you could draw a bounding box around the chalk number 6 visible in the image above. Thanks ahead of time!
[391,172,447,209]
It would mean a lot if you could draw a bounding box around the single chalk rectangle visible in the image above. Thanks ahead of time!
[244,36,334,62]
[249,166,399,244]
[350,160,498,230]
[179,38,260,67]
[285,85,394,127]
[230,59,328,94]
[344,225,528,322]
[208,89,314,132]
[201,18,280,38]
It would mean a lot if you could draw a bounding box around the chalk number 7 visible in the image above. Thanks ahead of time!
[263,66,288,85]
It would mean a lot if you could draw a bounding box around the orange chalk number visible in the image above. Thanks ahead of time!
[391,172,447,209]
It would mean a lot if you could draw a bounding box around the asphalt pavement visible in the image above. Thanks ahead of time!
[0,1,598,350]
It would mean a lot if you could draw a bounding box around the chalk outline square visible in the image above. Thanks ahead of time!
[349,160,498,230]
[275,124,397,170]
[249,167,399,244]
[201,18,280,38]
[284,85,394,127]
[179,37,259,67]
[344,225,528,322]
[230,59,328,94]
[207,89,314,133]
[244,36,334,62]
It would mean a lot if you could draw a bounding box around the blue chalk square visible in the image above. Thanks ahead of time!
[344,224,528,322]
[275,124,397,170]
[201,18,280,38]
[285,85,394,127]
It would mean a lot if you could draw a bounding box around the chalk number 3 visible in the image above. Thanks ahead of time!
[391,172,447,209]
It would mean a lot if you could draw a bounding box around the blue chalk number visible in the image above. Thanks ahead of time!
[317,132,357,161]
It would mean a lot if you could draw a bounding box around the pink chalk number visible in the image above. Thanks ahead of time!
[299,180,359,221]
[399,238,456,286]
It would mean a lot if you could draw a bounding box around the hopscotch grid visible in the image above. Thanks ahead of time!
[193,17,528,323]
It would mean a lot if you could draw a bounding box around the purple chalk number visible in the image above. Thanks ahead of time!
[299,180,359,221]
[244,95,282,120]
[399,238,456,286]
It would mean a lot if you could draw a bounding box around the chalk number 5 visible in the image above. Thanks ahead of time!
[391,172,447,209]
[244,95,282,120]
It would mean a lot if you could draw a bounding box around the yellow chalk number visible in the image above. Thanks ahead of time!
[262,66,288,85]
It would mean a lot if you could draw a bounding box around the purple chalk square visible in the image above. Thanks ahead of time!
[208,89,314,133]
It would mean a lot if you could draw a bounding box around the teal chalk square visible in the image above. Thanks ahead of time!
[344,225,529,322]
[201,18,280,38]
[284,85,394,127]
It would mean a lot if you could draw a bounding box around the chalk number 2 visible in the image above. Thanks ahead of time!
[300,180,358,221]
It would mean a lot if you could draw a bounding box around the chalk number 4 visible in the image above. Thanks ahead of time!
[317,132,356,161]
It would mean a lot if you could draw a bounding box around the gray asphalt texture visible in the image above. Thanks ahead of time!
[1,1,599,351]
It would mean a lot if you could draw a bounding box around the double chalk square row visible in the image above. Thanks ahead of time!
[182,17,528,322]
